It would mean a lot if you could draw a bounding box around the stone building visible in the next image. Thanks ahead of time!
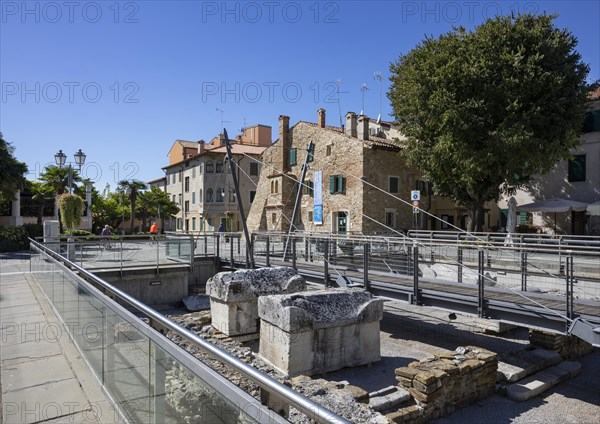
[246,109,425,234]
[163,125,271,232]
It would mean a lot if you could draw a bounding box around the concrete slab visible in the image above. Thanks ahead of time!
[497,348,561,382]
[0,303,43,318]
[2,355,76,392]
[2,378,91,424]
[506,361,581,401]
[1,339,63,365]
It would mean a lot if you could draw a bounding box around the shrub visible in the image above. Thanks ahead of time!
[517,224,542,234]
[22,223,43,240]
[67,229,96,241]
[0,226,29,252]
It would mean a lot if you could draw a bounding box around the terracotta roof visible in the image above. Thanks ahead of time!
[147,177,166,184]
[298,121,405,151]
[588,86,600,100]
[177,140,201,148]
[162,143,267,169]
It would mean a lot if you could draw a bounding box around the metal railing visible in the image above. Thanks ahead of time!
[29,238,350,424]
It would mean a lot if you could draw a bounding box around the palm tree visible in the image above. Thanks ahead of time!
[118,180,147,233]
[40,165,80,195]
[30,181,55,224]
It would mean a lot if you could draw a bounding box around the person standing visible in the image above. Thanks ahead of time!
[150,222,159,235]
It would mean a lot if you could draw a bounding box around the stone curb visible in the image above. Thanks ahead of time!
[506,361,581,401]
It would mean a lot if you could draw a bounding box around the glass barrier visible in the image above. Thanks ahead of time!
[29,244,279,424]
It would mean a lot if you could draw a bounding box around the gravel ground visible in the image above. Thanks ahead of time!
[160,297,599,423]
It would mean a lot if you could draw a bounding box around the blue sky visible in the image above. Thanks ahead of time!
[1,0,599,193]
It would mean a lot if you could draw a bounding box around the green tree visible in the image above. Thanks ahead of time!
[0,133,28,202]
[39,165,81,195]
[118,179,147,233]
[30,181,56,225]
[388,14,589,231]
[92,191,128,231]
[137,187,180,232]
[57,193,84,235]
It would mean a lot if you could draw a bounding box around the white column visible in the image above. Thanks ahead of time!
[10,190,23,226]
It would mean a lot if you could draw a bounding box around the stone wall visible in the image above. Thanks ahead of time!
[529,330,594,360]
[391,346,497,423]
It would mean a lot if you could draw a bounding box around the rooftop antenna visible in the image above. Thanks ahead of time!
[240,117,247,133]
[374,72,383,123]
[335,79,344,128]
[360,83,369,116]
[216,108,230,133]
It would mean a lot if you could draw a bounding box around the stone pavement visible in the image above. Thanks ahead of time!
[1,253,121,424]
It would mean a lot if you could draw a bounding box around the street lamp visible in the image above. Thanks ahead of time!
[55,149,86,194]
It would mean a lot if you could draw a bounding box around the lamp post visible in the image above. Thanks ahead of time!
[54,149,86,194]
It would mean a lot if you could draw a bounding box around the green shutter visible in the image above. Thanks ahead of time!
[290,148,297,166]
[568,155,586,182]
[519,212,527,225]
[330,176,335,194]
[339,176,345,193]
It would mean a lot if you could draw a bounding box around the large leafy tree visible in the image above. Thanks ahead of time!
[39,165,81,195]
[30,181,56,224]
[137,187,180,232]
[92,191,129,231]
[389,14,590,231]
[0,133,28,202]
[118,179,148,233]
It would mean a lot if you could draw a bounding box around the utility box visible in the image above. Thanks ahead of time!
[43,220,60,254]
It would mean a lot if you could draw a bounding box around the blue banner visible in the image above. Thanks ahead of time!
[313,170,323,225]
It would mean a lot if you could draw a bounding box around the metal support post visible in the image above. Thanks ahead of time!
[215,235,220,265]
[363,243,370,291]
[478,250,485,318]
[292,238,297,270]
[457,247,463,283]
[265,237,270,267]
[150,342,166,424]
[304,237,308,261]
[413,245,419,305]
[324,240,329,287]
[521,251,528,291]
[230,236,234,269]
[203,235,207,256]
[566,253,574,321]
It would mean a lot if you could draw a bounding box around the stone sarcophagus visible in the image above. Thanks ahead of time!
[206,267,306,336]
[258,289,383,377]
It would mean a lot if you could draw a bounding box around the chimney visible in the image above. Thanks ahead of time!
[197,141,205,154]
[279,115,290,171]
[358,115,370,141]
[317,108,326,128]
[345,112,357,138]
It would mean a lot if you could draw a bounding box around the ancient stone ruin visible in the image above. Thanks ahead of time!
[257,288,383,377]
[206,266,306,336]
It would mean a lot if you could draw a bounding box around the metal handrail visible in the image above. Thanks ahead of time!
[29,238,350,424]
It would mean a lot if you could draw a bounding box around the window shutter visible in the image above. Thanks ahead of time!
[339,176,346,193]
[290,148,297,166]
[330,176,335,194]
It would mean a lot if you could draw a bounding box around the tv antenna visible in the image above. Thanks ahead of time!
[335,79,344,128]
[360,83,369,116]
[374,72,384,123]
[216,108,230,132]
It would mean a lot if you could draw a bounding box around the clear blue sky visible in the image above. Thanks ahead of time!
[1,1,599,193]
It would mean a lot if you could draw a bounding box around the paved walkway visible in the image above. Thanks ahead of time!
[1,253,121,424]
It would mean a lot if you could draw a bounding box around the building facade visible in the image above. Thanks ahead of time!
[163,125,271,232]
[498,88,600,234]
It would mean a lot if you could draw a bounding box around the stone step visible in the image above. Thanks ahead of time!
[497,347,561,383]
[505,361,581,402]
[369,387,411,412]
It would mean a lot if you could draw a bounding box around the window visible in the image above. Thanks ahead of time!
[229,189,236,202]
[389,176,399,194]
[216,188,225,202]
[199,163,204,174]
[178,172,181,183]
[216,161,223,173]
[568,155,586,182]
[184,201,189,212]
[329,175,345,194]
[289,148,297,166]
[178,194,182,205]
[192,166,196,178]
[583,110,600,133]
[206,161,214,173]
[176,218,182,230]
[250,162,259,176]
[304,180,314,196]
[441,214,454,230]
[192,217,196,231]
[271,180,279,194]
[199,189,202,203]
[385,210,397,229]
[184,177,190,192]
[308,211,313,222]
[250,191,256,203]
[192,192,196,204]
[171,173,176,184]
[272,212,277,224]
[326,145,332,156]
[172,195,176,203]
[205,188,213,202]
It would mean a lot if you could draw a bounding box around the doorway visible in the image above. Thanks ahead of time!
[336,212,347,235]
